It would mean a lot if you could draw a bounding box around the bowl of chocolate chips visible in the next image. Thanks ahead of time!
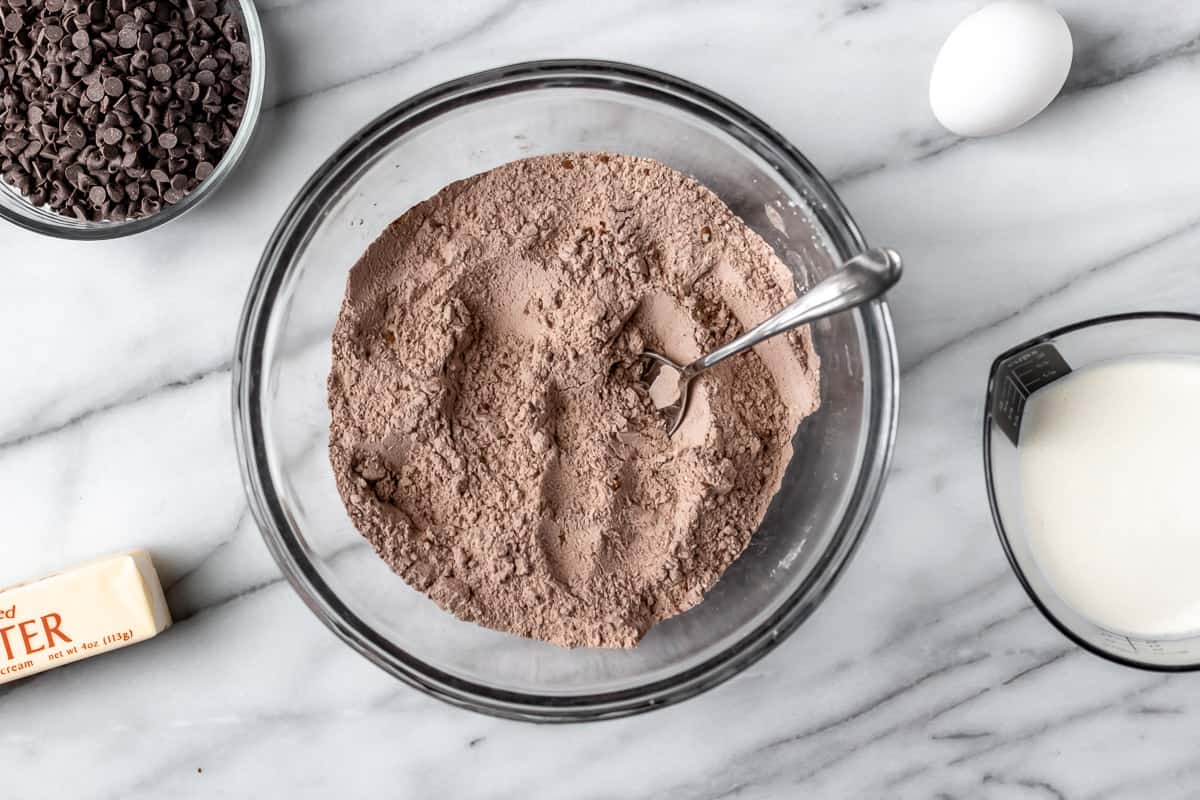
[0,0,263,239]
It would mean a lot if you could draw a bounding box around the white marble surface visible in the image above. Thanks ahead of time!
[4,0,1200,796]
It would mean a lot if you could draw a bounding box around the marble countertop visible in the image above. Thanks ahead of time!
[5,0,1200,796]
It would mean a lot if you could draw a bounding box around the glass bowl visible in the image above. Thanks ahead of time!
[233,61,899,721]
[985,312,1200,671]
[0,0,266,240]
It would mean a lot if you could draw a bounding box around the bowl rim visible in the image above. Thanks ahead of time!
[233,59,900,721]
[983,310,1200,672]
[0,0,267,240]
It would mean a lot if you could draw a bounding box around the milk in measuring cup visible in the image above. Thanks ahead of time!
[1019,355,1200,638]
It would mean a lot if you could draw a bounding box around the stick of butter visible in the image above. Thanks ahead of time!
[0,549,171,685]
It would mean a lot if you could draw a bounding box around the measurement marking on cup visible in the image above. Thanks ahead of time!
[992,343,1072,445]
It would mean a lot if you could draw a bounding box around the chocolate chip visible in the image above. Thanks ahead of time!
[157,131,177,149]
[70,29,89,49]
[194,160,213,181]
[103,76,124,97]
[149,63,171,82]
[117,26,137,49]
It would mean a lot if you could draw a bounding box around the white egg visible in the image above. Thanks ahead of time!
[929,1,1073,138]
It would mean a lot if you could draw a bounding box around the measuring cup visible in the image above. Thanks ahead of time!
[984,312,1200,670]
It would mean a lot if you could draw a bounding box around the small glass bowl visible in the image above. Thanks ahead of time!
[0,0,266,240]
[233,61,899,720]
[985,312,1200,671]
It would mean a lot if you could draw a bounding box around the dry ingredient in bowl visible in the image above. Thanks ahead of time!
[328,153,821,648]
[0,0,251,222]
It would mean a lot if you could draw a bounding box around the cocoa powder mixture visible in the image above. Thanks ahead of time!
[328,153,820,648]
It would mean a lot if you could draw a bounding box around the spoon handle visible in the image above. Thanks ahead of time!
[686,247,903,376]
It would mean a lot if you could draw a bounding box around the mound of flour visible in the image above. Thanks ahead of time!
[328,153,820,648]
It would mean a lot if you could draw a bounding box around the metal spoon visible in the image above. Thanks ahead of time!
[638,247,902,436]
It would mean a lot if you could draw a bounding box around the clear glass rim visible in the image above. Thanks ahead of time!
[983,310,1200,672]
[232,59,900,721]
[0,0,267,241]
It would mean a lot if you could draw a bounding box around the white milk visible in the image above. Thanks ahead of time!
[1020,355,1200,638]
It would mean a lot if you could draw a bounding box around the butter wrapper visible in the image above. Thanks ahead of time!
[0,549,172,684]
